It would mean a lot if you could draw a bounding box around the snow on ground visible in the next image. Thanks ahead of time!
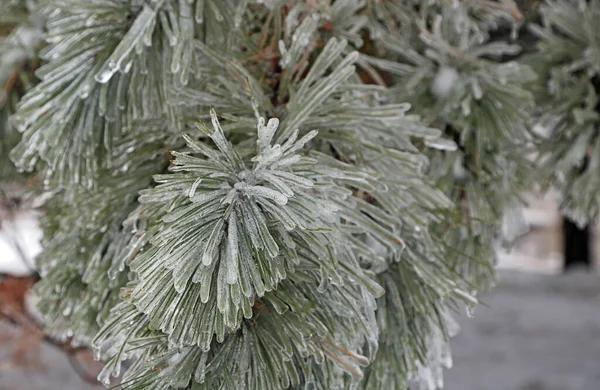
[445,271,600,390]
[0,210,42,276]
[0,321,102,390]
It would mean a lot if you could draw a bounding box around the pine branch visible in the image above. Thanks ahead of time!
[0,2,547,389]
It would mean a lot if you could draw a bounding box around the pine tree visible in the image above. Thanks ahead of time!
[529,0,600,225]
[0,1,590,389]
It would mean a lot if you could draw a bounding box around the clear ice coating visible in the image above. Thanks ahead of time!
[425,137,458,151]
[94,4,160,84]
[12,0,538,388]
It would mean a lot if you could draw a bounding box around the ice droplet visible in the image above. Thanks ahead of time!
[99,373,111,387]
[95,68,116,84]
[122,60,133,74]
[466,290,478,318]
[352,353,370,367]
[466,304,476,318]
[78,84,90,99]
[93,346,101,361]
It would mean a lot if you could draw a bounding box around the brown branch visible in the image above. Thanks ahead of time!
[318,337,368,365]
[313,338,363,377]
[478,0,523,21]
[0,68,20,106]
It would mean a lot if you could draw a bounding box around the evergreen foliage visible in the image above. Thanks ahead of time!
[360,0,537,288]
[0,0,43,193]
[0,1,596,389]
[530,0,600,226]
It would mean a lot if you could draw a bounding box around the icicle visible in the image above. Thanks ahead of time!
[234,0,249,29]
[189,177,202,198]
[425,138,458,151]
[95,4,161,84]
[202,219,224,266]
[93,346,101,361]
[226,211,239,284]
[195,0,204,23]
[465,290,478,318]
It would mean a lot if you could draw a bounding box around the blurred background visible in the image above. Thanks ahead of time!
[1,191,599,390]
[444,192,600,390]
